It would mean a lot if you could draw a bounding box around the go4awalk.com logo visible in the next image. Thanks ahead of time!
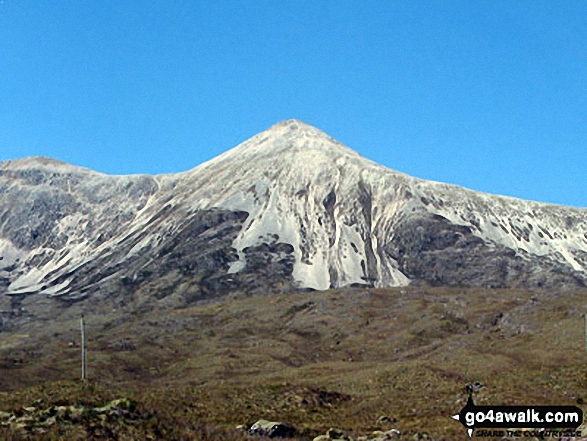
[452,393,583,438]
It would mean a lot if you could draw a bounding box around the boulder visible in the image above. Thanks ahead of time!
[327,428,347,439]
[249,419,296,438]
[95,398,136,414]
[371,429,400,440]
[376,415,397,425]
[312,427,354,440]
[411,433,434,440]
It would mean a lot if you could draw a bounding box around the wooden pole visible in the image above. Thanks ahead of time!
[81,314,86,381]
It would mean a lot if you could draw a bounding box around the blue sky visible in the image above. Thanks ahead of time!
[0,1,585,207]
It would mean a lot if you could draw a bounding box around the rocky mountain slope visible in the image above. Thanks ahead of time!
[1,120,586,307]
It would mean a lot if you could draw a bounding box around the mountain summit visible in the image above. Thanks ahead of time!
[0,121,586,308]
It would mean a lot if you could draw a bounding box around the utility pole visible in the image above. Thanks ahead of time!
[81,314,86,381]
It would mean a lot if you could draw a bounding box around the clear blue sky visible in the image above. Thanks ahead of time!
[0,1,585,207]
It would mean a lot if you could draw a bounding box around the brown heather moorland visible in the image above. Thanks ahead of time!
[1,286,587,440]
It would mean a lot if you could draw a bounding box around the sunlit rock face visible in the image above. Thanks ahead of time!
[1,120,585,305]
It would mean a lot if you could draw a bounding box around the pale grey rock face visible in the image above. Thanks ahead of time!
[0,120,585,308]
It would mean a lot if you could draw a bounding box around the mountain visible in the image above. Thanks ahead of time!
[1,120,586,310]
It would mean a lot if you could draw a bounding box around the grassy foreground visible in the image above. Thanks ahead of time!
[1,286,587,439]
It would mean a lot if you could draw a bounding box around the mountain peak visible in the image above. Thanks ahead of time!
[2,156,67,167]
[1,121,586,302]
[202,120,362,169]
[263,119,340,142]
[269,119,316,130]
[0,156,97,174]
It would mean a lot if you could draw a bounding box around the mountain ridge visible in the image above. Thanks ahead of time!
[4,122,583,210]
[0,120,585,306]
